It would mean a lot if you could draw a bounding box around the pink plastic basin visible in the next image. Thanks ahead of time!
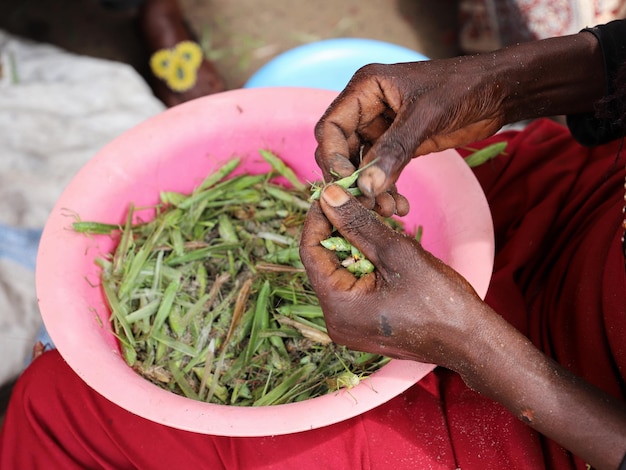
[36,87,494,436]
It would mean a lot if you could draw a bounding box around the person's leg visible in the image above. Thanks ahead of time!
[138,0,225,107]
[0,350,466,469]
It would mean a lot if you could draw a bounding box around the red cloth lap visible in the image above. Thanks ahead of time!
[470,119,626,401]
[1,118,624,469]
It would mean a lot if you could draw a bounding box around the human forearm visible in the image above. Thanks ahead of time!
[302,184,626,467]
[456,312,626,470]
[494,31,605,123]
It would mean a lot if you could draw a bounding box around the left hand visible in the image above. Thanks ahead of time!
[300,184,626,470]
[299,184,487,367]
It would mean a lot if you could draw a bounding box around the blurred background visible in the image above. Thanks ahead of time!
[0,0,459,91]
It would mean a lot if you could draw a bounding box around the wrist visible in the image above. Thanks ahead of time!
[449,306,536,397]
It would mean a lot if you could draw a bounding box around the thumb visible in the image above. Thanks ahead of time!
[357,112,423,197]
[319,184,406,272]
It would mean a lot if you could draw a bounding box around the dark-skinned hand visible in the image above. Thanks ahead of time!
[313,33,604,216]
[314,60,506,204]
[300,184,626,470]
[299,183,494,370]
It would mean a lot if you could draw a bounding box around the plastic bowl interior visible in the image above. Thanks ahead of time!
[36,87,494,437]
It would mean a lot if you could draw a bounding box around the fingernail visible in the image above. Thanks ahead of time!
[359,166,386,195]
[321,184,350,207]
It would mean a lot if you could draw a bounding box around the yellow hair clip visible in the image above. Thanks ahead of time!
[150,41,203,92]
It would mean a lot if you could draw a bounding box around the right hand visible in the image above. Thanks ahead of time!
[313,32,604,212]
[314,58,508,203]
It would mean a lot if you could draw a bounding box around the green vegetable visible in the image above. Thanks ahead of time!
[74,151,393,406]
[464,141,507,168]
[309,158,379,201]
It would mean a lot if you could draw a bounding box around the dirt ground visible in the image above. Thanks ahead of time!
[0,0,460,92]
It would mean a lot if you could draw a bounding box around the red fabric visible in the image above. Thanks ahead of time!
[1,118,624,469]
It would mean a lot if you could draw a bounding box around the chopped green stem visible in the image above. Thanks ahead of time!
[309,158,379,201]
[259,149,306,191]
[75,151,400,406]
[463,141,507,168]
[72,221,120,234]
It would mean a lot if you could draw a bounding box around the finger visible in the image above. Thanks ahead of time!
[314,94,360,180]
[314,127,355,181]
[392,192,410,216]
[372,192,396,218]
[299,202,360,292]
[315,86,390,180]
[314,147,356,182]
[355,192,376,210]
[381,184,411,217]
[364,186,410,218]
[319,184,406,272]
[357,113,423,196]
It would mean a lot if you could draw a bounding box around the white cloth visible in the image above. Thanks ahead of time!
[0,30,165,386]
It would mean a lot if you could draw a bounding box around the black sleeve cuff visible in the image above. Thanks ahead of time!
[566,19,626,146]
